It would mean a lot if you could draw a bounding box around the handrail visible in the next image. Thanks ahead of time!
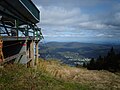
[0,24,43,41]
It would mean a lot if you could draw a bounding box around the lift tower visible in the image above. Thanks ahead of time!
[0,0,43,66]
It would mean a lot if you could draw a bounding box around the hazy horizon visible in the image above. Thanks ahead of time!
[40,40,120,45]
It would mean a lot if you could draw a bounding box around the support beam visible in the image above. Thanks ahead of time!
[15,20,19,37]
[35,41,38,65]
[2,51,26,64]
[0,39,4,63]
[1,21,10,36]
[29,40,34,67]
[15,40,27,64]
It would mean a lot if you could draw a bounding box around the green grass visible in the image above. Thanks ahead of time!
[1,59,119,90]
[0,64,89,90]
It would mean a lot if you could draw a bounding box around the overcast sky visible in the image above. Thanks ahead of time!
[33,0,120,43]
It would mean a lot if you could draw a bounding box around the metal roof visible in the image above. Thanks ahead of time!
[0,0,40,24]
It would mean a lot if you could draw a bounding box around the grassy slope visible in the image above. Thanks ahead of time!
[38,59,120,90]
[0,59,120,90]
[0,64,89,90]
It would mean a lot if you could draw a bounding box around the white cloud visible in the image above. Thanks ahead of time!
[96,33,113,38]
[38,6,89,27]
[34,1,120,42]
[96,34,105,37]
[37,5,119,31]
[79,21,119,30]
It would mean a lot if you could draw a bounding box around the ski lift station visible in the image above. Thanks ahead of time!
[0,0,43,67]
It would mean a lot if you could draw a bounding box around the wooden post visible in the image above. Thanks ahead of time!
[0,39,4,63]
[15,20,18,36]
[30,40,34,67]
[35,41,39,65]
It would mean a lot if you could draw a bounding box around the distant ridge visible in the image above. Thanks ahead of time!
[39,42,120,66]
[44,41,120,45]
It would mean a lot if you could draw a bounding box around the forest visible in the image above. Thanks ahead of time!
[85,47,120,72]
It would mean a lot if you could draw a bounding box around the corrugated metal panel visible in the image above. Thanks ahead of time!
[19,0,40,21]
[0,0,40,24]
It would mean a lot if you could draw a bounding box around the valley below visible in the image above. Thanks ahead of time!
[39,42,120,66]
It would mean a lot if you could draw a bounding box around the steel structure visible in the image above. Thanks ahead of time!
[0,0,43,66]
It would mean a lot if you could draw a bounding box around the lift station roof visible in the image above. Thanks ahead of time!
[0,0,40,25]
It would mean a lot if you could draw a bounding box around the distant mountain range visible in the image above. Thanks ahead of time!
[39,42,120,66]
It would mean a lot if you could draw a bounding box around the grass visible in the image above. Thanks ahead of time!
[0,59,120,90]
[38,59,120,90]
[0,63,89,90]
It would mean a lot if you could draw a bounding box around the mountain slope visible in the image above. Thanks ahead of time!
[38,59,120,89]
[39,42,120,66]
[0,64,89,90]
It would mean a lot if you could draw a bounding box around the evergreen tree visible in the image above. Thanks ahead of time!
[96,55,104,70]
[83,62,86,67]
[87,58,95,70]
[86,47,120,72]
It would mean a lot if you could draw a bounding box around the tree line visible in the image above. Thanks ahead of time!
[83,47,120,72]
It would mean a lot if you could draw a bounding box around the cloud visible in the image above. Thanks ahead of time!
[38,6,89,27]
[79,21,119,30]
[96,34,113,38]
[37,5,120,31]
[33,0,120,42]
[33,0,111,9]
